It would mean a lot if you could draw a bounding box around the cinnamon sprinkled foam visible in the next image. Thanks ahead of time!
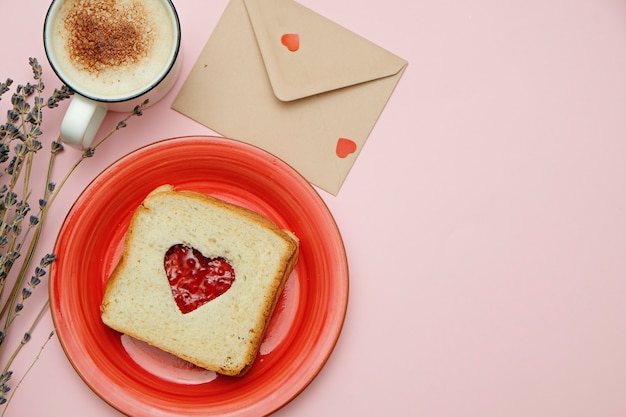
[47,0,176,100]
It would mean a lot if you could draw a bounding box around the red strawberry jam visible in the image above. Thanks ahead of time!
[163,244,235,314]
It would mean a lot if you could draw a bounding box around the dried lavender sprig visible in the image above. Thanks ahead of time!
[0,330,54,415]
[0,298,51,387]
[0,370,11,405]
[0,58,65,326]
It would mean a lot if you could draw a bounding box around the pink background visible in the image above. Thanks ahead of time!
[2,0,626,416]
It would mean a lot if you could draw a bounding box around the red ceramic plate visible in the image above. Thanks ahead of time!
[50,136,349,416]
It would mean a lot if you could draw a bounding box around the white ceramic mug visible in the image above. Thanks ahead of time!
[43,0,181,149]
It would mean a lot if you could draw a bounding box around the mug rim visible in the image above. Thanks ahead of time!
[43,0,182,104]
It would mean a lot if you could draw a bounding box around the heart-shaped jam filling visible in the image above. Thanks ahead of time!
[164,244,235,314]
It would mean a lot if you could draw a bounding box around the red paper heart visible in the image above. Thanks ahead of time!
[281,33,300,52]
[164,244,235,314]
[336,138,357,158]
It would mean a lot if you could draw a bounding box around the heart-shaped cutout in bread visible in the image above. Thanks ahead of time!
[164,244,235,314]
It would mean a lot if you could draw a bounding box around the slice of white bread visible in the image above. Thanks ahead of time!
[100,185,299,376]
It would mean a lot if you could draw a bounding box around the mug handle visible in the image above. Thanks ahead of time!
[60,95,108,149]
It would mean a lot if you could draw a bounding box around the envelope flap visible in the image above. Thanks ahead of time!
[244,0,407,102]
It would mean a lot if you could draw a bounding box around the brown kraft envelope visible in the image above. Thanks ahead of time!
[172,0,408,195]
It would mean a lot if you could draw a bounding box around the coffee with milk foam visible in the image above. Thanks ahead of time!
[47,0,177,100]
